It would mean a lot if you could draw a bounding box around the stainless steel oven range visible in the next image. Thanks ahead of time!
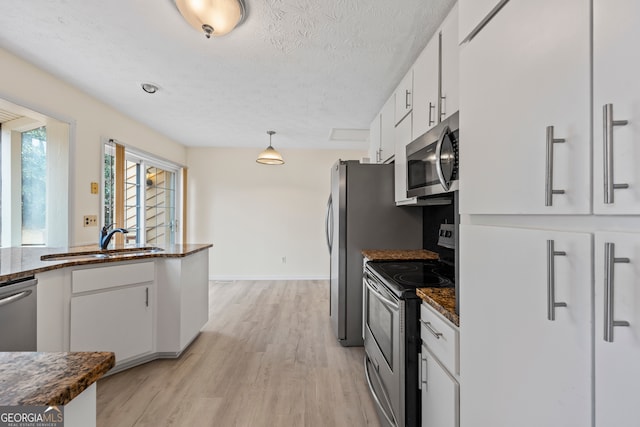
[363,260,454,427]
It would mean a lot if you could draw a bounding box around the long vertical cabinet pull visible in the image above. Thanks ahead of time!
[437,31,445,122]
[604,242,630,342]
[547,240,568,321]
[145,287,149,307]
[421,352,428,389]
[545,126,566,206]
[603,104,629,204]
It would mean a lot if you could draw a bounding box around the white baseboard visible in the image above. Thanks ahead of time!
[210,275,329,281]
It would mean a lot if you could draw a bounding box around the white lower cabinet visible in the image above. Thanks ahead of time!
[594,231,640,426]
[70,262,155,365]
[421,348,458,427]
[420,302,459,427]
[460,225,591,427]
[156,250,209,354]
[70,284,153,363]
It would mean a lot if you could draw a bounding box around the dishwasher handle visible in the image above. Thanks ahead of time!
[0,289,33,308]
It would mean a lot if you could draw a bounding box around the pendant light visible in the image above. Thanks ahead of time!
[174,0,246,39]
[256,131,284,165]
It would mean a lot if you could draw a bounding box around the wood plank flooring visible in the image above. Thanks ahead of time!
[96,280,380,427]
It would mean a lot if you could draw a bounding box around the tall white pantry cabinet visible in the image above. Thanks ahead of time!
[457,1,640,427]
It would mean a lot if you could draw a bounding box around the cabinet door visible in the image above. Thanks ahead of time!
[594,232,640,427]
[593,1,640,214]
[369,113,381,163]
[421,347,458,427]
[413,37,439,138]
[395,70,413,125]
[440,3,459,121]
[459,0,590,215]
[380,95,396,163]
[71,285,153,363]
[394,114,416,205]
[460,225,591,427]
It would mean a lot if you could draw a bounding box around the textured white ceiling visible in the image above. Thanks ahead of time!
[0,0,455,150]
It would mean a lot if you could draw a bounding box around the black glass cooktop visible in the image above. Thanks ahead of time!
[366,260,454,298]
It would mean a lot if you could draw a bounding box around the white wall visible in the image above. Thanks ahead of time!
[187,147,367,280]
[0,48,187,245]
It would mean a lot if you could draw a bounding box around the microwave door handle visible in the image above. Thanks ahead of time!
[434,125,451,191]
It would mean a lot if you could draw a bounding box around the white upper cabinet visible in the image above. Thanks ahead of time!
[459,0,505,43]
[594,231,640,427]
[440,3,460,121]
[593,0,640,214]
[459,0,591,215]
[395,70,413,126]
[413,4,459,139]
[380,94,396,163]
[460,224,592,427]
[369,112,381,163]
[413,36,439,139]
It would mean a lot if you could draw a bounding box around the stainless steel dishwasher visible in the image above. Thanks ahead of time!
[0,276,37,351]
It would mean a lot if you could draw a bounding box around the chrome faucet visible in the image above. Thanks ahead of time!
[100,223,129,249]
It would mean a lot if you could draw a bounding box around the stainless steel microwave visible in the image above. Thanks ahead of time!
[406,111,459,198]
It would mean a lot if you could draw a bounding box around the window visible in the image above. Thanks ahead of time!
[0,103,69,248]
[103,140,182,247]
[21,126,47,245]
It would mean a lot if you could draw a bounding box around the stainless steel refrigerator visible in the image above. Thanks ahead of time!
[325,160,422,346]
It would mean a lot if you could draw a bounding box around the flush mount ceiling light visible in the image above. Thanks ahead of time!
[141,83,159,94]
[175,0,246,39]
[256,131,284,165]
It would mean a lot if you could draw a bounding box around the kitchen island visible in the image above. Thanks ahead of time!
[0,243,212,374]
[0,351,115,427]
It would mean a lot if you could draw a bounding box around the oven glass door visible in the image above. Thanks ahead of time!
[367,284,394,367]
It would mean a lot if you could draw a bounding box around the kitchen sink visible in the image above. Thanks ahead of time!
[41,247,163,261]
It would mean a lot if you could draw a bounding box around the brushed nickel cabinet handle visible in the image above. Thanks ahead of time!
[545,126,566,206]
[428,102,435,127]
[405,90,411,109]
[421,320,443,339]
[603,104,629,204]
[604,242,630,342]
[547,240,567,321]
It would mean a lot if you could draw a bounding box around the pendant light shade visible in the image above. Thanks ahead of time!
[256,131,284,165]
[175,0,246,38]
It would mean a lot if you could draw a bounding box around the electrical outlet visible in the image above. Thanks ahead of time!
[90,182,99,194]
[84,215,98,227]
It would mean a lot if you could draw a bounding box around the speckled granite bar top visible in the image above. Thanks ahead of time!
[0,243,212,282]
[361,249,439,261]
[0,352,115,406]
[417,287,459,327]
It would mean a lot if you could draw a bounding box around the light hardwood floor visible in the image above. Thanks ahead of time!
[96,280,381,427]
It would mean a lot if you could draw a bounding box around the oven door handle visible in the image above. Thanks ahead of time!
[434,124,451,191]
[364,354,398,427]
[364,275,399,311]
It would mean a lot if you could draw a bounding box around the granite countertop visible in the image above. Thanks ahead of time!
[0,243,212,282]
[361,249,439,261]
[417,287,459,327]
[0,352,115,406]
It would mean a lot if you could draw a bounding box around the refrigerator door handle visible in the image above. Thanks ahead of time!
[325,194,333,253]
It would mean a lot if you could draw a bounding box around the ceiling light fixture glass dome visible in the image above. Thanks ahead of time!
[174,0,246,38]
[256,131,284,165]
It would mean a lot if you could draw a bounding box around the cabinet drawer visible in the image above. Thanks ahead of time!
[72,261,155,294]
[421,302,459,375]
